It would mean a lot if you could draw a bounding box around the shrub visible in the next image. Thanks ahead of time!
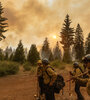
[23,62,31,71]
[6,62,19,75]
[30,67,37,73]
[0,67,7,76]
[51,60,65,70]
[0,61,19,77]
[51,60,61,68]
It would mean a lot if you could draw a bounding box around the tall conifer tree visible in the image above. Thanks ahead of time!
[13,40,25,63]
[9,53,14,61]
[49,50,54,61]
[4,52,9,60]
[53,41,62,60]
[0,2,8,40]
[27,44,40,65]
[85,33,90,54]
[74,24,84,61]
[0,48,4,60]
[41,37,51,59]
[60,14,74,62]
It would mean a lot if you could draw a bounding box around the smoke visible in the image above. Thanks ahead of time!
[0,0,90,49]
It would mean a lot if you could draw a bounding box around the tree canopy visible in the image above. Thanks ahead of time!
[0,2,8,41]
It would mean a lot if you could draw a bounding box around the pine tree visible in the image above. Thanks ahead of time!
[0,48,4,60]
[27,44,40,65]
[13,40,25,63]
[41,37,51,59]
[85,33,90,54]
[60,14,74,63]
[53,41,62,60]
[9,53,14,61]
[49,50,54,61]
[0,2,8,41]
[71,45,76,61]
[4,52,9,60]
[74,24,84,61]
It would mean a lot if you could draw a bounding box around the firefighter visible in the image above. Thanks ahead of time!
[41,59,57,100]
[72,54,90,98]
[70,62,85,100]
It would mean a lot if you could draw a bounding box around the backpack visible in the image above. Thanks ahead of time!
[53,74,65,93]
[45,66,65,94]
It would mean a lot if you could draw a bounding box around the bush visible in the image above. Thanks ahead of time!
[30,67,37,73]
[0,61,19,77]
[6,62,19,75]
[51,60,60,67]
[51,60,65,70]
[0,67,7,77]
[23,62,31,71]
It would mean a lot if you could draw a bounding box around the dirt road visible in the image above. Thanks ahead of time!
[0,70,89,100]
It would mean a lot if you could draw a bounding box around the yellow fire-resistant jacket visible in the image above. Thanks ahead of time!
[37,65,43,77]
[43,66,57,85]
[76,73,90,96]
[37,65,57,85]
[72,68,83,76]
[87,79,90,96]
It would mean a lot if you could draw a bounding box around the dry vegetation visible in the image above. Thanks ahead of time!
[0,62,89,100]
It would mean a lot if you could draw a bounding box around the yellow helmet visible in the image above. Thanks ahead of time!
[37,60,42,64]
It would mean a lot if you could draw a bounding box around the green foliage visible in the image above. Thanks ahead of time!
[30,67,37,73]
[27,44,40,65]
[41,37,51,59]
[23,62,31,71]
[13,40,25,63]
[85,33,90,54]
[63,49,72,63]
[53,41,62,60]
[49,50,54,61]
[0,2,8,41]
[0,61,19,77]
[0,49,4,60]
[9,53,14,61]
[23,62,37,73]
[51,60,65,70]
[74,24,84,61]
[51,60,60,67]
[60,14,74,62]
[4,52,9,60]
[60,14,74,47]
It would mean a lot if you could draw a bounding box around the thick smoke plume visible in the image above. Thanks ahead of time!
[0,0,90,49]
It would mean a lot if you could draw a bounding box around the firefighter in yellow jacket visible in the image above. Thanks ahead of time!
[72,54,90,97]
[37,60,44,99]
[37,60,43,77]
[37,59,57,100]
[42,59,57,100]
[70,62,85,100]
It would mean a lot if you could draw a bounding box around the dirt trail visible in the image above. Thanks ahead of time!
[0,70,89,100]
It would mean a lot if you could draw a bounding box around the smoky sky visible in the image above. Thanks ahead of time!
[0,0,90,49]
